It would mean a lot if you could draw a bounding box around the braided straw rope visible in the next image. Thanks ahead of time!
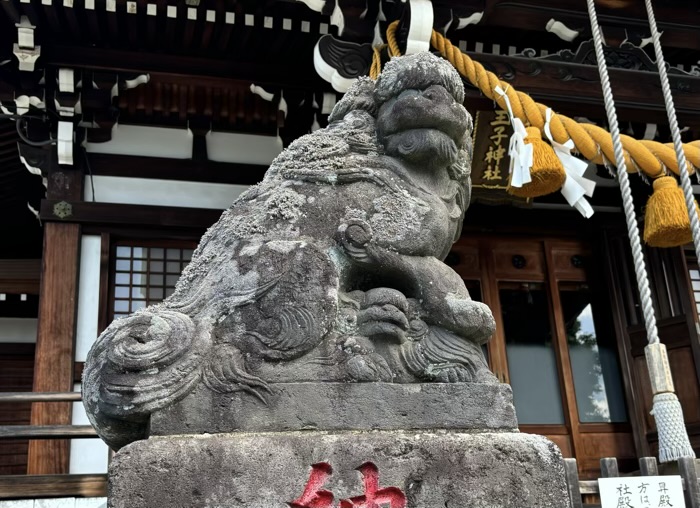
[370,45,384,80]
[381,21,700,179]
[369,33,401,79]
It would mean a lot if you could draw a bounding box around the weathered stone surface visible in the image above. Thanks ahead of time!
[83,52,503,450]
[88,53,571,508]
[109,431,572,508]
[149,382,517,435]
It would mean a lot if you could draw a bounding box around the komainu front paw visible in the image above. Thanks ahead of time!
[425,364,498,384]
[426,364,472,383]
[357,288,410,343]
[346,352,394,382]
[442,297,496,345]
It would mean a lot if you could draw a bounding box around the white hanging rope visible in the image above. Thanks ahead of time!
[641,0,697,463]
[643,0,700,266]
[585,0,695,462]
[584,1,658,346]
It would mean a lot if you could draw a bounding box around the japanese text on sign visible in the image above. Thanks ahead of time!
[483,110,510,182]
[599,476,685,508]
[471,110,529,207]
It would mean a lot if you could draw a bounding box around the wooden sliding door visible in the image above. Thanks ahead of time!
[450,235,636,477]
[604,230,700,460]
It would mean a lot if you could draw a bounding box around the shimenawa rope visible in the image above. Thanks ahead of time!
[379,21,700,180]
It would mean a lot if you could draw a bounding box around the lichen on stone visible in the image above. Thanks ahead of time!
[264,187,306,222]
[375,52,466,105]
[369,194,425,243]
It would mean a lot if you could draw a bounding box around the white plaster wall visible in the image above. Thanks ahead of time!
[85,124,193,159]
[206,130,282,165]
[0,318,37,343]
[83,124,276,208]
[0,498,107,507]
[84,123,283,165]
[75,236,101,363]
[72,235,109,475]
[70,383,109,475]
[84,176,249,210]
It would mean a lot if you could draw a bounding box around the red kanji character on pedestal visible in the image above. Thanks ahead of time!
[339,463,407,508]
[288,462,335,508]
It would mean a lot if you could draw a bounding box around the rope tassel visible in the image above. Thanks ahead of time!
[652,393,696,463]
[644,176,697,247]
[507,127,565,198]
[645,343,695,462]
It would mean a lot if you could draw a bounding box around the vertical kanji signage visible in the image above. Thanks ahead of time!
[471,110,530,207]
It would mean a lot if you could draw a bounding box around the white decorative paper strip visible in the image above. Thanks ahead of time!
[495,85,532,188]
[544,108,596,218]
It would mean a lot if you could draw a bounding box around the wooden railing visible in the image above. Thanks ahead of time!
[0,392,107,500]
[565,456,700,507]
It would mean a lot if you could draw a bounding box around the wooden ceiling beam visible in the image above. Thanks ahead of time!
[42,44,327,90]
[461,51,700,128]
[40,44,700,123]
[1,0,20,24]
[40,199,222,230]
[0,259,41,295]
[86,152,268,185]
[450,0,700,51]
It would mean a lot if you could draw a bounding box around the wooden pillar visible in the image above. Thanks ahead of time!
[27,148,83,474]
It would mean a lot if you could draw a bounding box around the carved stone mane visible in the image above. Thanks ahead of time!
[83,52,498,450]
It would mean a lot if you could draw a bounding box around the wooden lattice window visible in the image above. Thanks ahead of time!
[684,249,700,317]
[111,242,195,319]
[688,264,700,316]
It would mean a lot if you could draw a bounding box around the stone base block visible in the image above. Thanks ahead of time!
[149,382,517,435]
[109,431,572,508]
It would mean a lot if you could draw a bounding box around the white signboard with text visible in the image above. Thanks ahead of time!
[599,476,685,508]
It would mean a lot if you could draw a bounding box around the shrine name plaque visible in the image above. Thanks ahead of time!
[471,110,530,207]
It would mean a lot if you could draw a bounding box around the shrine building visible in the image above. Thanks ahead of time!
[1,0,700,504]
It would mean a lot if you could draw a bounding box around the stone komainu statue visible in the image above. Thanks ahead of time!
[83,53,497,449]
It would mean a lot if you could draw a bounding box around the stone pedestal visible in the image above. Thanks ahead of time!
[149,382,518,435]
[109,431,572,508]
